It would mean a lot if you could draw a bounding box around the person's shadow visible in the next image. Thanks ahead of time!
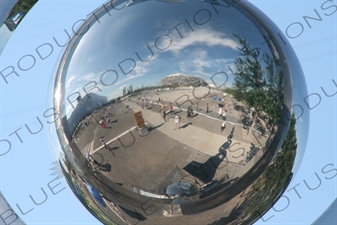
[148,123,164,131]
[119,206,146,221]
[180,122,192,129]
[100,163,112,172]
[192,113,199,118]
[227,127,235,140]
[107,146,119,156]
[183,152,226,184]
[219,139,232,154]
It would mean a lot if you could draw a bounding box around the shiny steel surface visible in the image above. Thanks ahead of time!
[49,0,309,224]
[0,0,38,54]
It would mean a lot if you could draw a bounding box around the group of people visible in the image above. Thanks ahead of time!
[138,95,230,133]
[187,105,194,119]
[98,118,107,128]
[90,107,116,129]
[85,152,101,172]
[218,104,228,132]
[159,102,174,122]
[218,103,227,118]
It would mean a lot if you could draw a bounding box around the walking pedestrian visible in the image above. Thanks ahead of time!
[187,106,192,119]
[100,138,109,150]
[174,114,181,130]
[87,154,96,171]
[206,103,209,113]
[190,106,194,117]
[221,121,226,132]
[221,111,226,120]
[160,109,166,122]
[218,104,223,118]
[163,110,167,122]
[168,102,173,113]
[196,102,199,111]
[99,120,103,128]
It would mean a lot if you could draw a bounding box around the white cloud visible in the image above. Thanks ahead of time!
[65,70,107,96]
[119,85,127,90]
[114,64,146,86]
[167,28,238,54]
[178,51,236,78]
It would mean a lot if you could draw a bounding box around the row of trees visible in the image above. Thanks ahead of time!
[224,35,297,223]
[242,114,297,225]
[121,83,178,97]
[122,85,133,96]
[230,34,284,135]
[209,115,297,225]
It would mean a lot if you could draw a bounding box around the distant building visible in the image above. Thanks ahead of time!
[161,74,208,87]
[67,93,107,133]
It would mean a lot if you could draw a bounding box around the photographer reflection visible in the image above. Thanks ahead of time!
[184,148,228,184]
[85,152,111,172]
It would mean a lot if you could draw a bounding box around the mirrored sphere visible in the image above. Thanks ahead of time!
[49,0,309,224]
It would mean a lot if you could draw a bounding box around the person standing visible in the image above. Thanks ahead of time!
[218,104,223,118]
[159,109,166,122]
[206,103,209,113]
[187,106,192,119]
[221,111,226,120]
[190,106,194,117]
[221,121,226,132]
[85,152,90,160]
[196,102,199,111]
[100,138,109,150]
[87,154,96,172]
[174,114,181,130]
[99,119,103,128]
[168,102,173,113]
[163,109,167,122]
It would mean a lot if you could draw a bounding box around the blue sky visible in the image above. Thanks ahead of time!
[61,0,276,117]
[0,0,336,224]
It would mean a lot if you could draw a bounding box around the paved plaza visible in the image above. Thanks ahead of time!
[74,88,267,196]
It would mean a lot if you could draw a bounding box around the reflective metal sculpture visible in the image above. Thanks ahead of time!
[0,0,39,53]
[48,0,310,224]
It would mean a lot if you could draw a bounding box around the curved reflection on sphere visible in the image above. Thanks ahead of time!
[49,0,309,224]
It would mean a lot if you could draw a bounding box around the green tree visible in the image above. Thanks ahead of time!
[242,114,297,224]
[122,86,127,96]
[127,85,133,94]
[232,34,266,135]
[231,33,283,135]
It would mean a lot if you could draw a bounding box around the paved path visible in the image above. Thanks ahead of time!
[127,100,251,164]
